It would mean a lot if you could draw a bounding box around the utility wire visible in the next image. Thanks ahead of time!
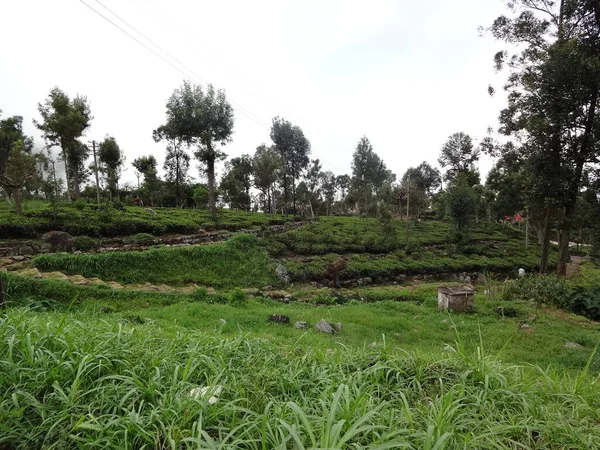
[80,0,347,173]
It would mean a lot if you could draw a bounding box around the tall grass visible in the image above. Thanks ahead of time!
[33,234,277,288]
[1,310,599,449]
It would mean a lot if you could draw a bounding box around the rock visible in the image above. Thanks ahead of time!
[17,268,42,278]
[294,321,310,329]
[73,280,91,286]
[107,281,124,290]
[316,319,335,334]
[42,231,74,252]
[332,322,343,331]
[189,385,222,404]
[242,288,260,296]
[395,274,407,283]
[263,290,292,300]
[275,263,290,284]
[565,341,583,348]
[43,271,70,282]
[0,258,13,266]
[520,323,531,330]
[6,262,27,271]
[41,243,53,251]
[12,255,25,261]
[357,277,373,286]
[18,246,34,256]
[518,268,526,277]
[268,314,290,324]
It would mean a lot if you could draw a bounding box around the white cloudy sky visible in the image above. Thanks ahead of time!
[1,0,509,185]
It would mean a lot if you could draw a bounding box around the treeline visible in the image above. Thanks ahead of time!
[1,1,599,275]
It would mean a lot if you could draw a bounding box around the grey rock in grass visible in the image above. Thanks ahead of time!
[520,323,530,330]
[18,246,34,256]
[268,314,290,324]
[565,341,583,348]
[316,319,335,334]
[294,321,310,329]
[42,231,74,252]
[11,256,25,262]
[275,264,290,284]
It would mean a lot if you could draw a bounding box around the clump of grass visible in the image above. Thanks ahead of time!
[32,234,278,288]
[1,310,599,448]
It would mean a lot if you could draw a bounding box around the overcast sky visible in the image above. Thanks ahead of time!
[1,0,510,185]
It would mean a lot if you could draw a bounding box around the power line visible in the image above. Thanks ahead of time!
[79,0,347,173]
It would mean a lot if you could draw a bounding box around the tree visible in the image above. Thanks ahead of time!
[446,174,478,245]
[270,117,311,213]
[132,155,162,205]
[98,136,124,201]
[438,132,480,185]
[252,144,282,213]
[350,136,394,216]
[160,81,234,221]
[485,143,526,220]
[35,87,92,200]
[488,0,600,275]
[220,154,253,210]
[321,171,337,215]
[0,140,39,215]
[402,162,442,196]
[153,124,189,205]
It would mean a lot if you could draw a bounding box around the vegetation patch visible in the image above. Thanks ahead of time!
[32,234,277,288]
[1,310,599,449]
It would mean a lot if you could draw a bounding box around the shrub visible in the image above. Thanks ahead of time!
[570,287,600,321]
[130,233,155,245]
[73,200,87,211]
[191,287,208,302]
[501,275,572,309]
[228,288,248,307]
[73,236,99,252]
[112,199,125,211]
[226,233,259,250]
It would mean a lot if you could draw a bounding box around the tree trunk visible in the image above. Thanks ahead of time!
[540,207,552,273]
[12,187,23,216]
[267,188,272,214]
[63,158,71,202]
[207,157,217,222]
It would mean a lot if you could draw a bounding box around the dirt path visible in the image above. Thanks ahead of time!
[566,255,583,278]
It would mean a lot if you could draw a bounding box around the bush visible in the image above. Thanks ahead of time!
[73,200,87,211]
[570,287,600,321]
[228,288,248,307]
[73,236,99,252]
[130,233,155,245]
[226,233,259,250]
[501,275,573,309]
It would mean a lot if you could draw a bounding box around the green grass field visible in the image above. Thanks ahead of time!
[1,308,599,449]
[1,203,598,448]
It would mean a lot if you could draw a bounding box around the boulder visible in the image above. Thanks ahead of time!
[17,268,42,279]
[275,264,290,284]
[565,341,583,348]
[42,231,74,252]
[294,321,310,329]
[268,314,290,324]
[6,262,27,271]
[0,258,13,266]
[316,319,335,334]
[18,246,34,256]
[263,290,292,300]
